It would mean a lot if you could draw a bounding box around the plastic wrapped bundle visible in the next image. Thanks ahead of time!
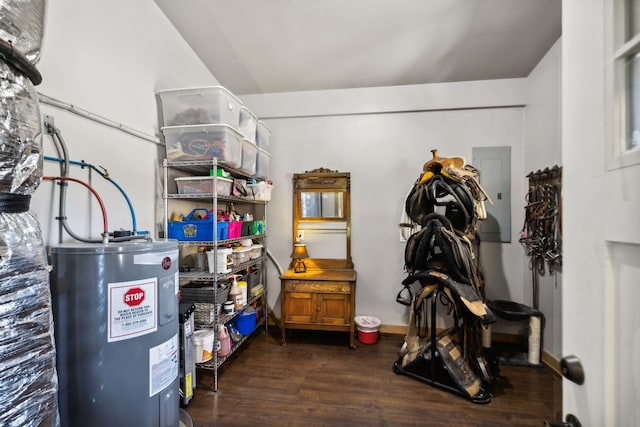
[0,0,46,64]
[0,211,58,427]
[0,59,42,194]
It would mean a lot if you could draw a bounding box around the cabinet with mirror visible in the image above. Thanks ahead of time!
[280,168,357,348]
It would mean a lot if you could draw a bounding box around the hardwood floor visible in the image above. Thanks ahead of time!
[185,328,562,427]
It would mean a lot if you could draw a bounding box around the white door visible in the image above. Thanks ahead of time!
[563,1,640,426]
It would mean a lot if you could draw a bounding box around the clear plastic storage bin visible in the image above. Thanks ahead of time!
[162,123,242,168]
[249,244,263,260]
[240,139,258,176]
[157,86,242,127]
[248,181,273,201]
[239,106,257,144]
[232,246,252,264]
[255,147,271,180]
[174,176,232,196]
[256,120,271,152]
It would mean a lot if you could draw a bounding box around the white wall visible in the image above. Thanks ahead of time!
[523,39,563,359]
[32,0,218,244]
[562,0,640,424]
[242,81,530,328]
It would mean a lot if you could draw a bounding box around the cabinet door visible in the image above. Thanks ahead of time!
[283,292,314,323]
[316,293,350,325]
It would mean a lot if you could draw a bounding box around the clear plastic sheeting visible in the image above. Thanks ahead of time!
[0,59,42,194]
[0,211,59,427]
[0,0,46,64]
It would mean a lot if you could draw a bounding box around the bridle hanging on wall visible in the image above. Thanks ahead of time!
[519,165,562,308]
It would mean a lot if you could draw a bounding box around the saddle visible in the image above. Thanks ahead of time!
[409,150,492,231]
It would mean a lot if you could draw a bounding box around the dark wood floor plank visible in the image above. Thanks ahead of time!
[185,329,562,427]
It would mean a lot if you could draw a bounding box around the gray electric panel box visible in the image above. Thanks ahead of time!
[472,146,511,242]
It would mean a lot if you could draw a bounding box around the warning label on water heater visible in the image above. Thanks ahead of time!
[108,278,157,342]
[149,333,178,397]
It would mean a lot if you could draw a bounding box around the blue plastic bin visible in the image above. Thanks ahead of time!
[168,208,229,241]
[233,308,257,336]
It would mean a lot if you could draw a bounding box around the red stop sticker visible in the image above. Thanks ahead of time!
[124,287,145,306]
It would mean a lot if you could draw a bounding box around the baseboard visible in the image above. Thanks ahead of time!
[379,326,530,342]
[380,324,406,335]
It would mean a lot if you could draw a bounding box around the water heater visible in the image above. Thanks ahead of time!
[50,240,179,427]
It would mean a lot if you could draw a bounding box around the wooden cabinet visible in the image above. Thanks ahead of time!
[285,168,356,347]
[280,267,356,348]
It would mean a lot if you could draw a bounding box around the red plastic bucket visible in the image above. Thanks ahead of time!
[357,329,379,344]
[355,316,381,345]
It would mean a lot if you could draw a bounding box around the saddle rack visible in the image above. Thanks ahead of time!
[393,282,492,404]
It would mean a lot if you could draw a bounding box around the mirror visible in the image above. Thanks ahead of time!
[293,168,352,269]
[300,191,345,219]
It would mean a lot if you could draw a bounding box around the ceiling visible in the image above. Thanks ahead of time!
[154,0,561,96]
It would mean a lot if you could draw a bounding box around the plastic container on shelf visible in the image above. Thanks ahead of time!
[238,280,248,307]
[255,147,271,180]
[233,308,257,336]
[232,246,252,264]
[249,244,263,259]
[252,220,266,235]
[207,247,233,274]
[228,221,242,239]
[193,329,215,363]
[157,86,242,127]
[175,176,232,196]
[217,325,232,357]
[229,275,243,311]
[167,208,228,241]
[161,123,242,168]
[256,120,271,152]
[250,284,264,297]
[239,139,258,176]
[218,222,229,240]
[246,267,260,293]
[223,301,234,315]
[227,323,243,344]
[239,106,257,143]
[248,181,273,201]
[241,221,254,237]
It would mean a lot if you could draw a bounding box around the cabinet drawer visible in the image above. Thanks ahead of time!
[283,281,352,294]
